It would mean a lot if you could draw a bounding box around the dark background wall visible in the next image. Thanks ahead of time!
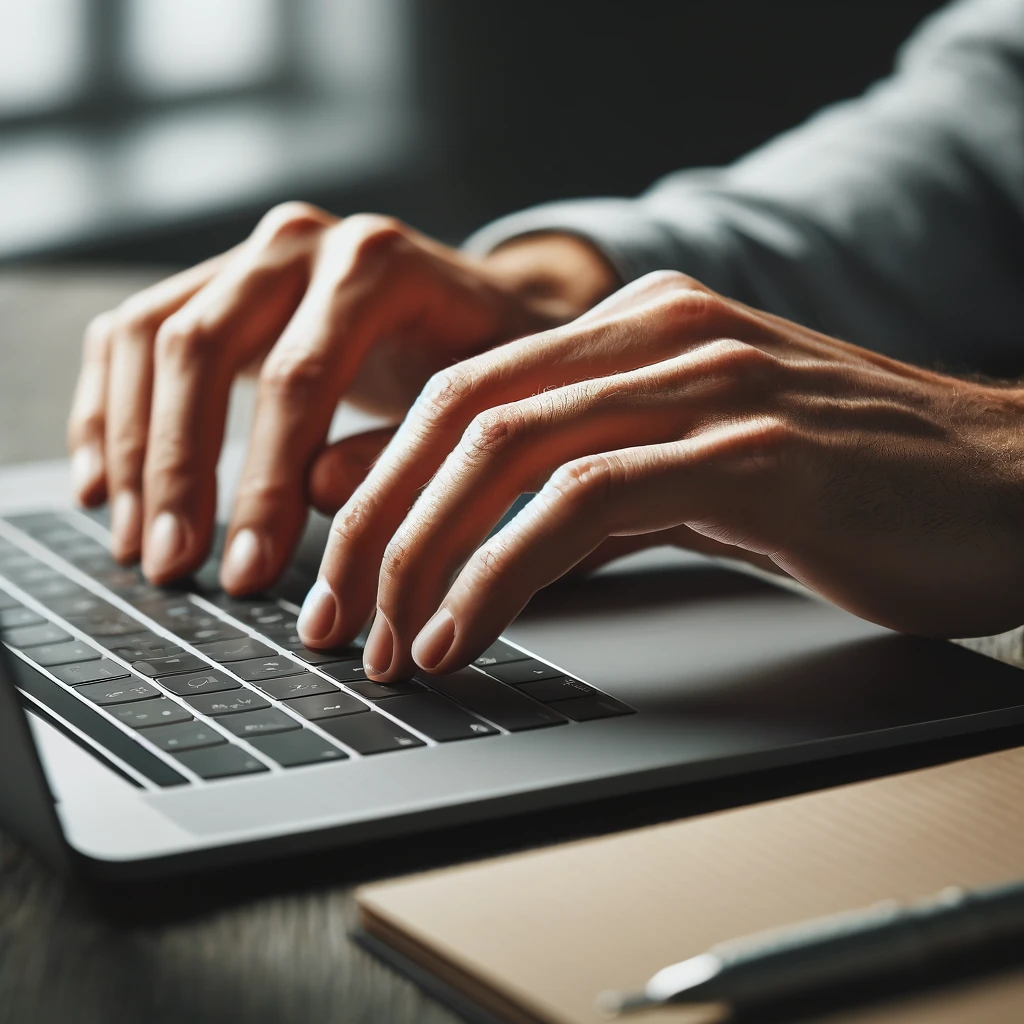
[70,0,946,263]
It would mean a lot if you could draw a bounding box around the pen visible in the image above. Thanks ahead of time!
[596,878,1024,1016]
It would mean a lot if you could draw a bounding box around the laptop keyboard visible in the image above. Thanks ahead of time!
[0,512,634,788]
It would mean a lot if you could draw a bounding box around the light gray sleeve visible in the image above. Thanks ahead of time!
[464,0,1024,370]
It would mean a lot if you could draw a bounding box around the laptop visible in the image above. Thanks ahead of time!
[4,488,1024,880]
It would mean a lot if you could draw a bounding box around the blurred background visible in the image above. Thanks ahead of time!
[0,0,944,464]
[0,0,945,263]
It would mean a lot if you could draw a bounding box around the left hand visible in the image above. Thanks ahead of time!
[297,271,1024,680]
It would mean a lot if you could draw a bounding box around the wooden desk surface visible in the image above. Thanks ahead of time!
[3,268,1024,1024]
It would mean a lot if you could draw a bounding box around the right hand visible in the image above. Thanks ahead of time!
[66,203,618,594]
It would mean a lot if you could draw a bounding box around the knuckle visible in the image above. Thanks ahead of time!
[466,541,510,590]
[378,533,414,592]
[255,201,330,244]
[415,364,484,427]
[234,474,295,511]
[695,339,775,387]
[82,311,115,359]
[461,404,527,461]
[258,349,328,402]
[544,454,615,510]
[325,214,408,267]
[664,286,727,328]
[154,315,210,364]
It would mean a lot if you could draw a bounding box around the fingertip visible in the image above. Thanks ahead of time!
[142,510,193,584]
[297,578,339,647]
[71,445,106,506]
[411,608,456,672]
[110,490,142,563]
[220,527,270,595]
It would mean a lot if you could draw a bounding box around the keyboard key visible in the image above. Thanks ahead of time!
[193,636,276,663]
[173,745,269,779]
[230,655,305,682]
[157,669,241,696]
[108,633,183,662]
[9,564,61,585]
[472,639,531,669]
[45,593,111,618]
[182,690,271,716]
[318,713,425,755]
[319,659,370,683]
[173,623,245,645]
[249,731,347,767]
[51,658,130,686]
[546,694,636,721]
[284,690,368,720]
[20,578,86,601]
[247,608,296,630]
[133,652,210,677]
[285,643,362,665]
[143,720,227,752]
[108,698,193,729]
[71,612,146,638]
[4,621,72,648]
[483,659,562,686]
[27,639,100,667]
[77,677,161,705]
[420,667,568,732]
[0,606,43,629]
[344,678,425,700]
[220,708,300,738]
[380,693,498,742]
[0,590,19,610]
[516,676,595,703]
[256,673,337,700]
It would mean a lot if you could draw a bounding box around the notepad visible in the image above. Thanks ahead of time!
[356,746,1024,1024]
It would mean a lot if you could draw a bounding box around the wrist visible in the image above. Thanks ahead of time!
[478,232,622,327]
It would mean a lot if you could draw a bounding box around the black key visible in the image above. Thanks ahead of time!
[77,677,161,705]
[256,673,337,701]
[472,639,531,669]
[380,693,498,742]
[44,592,110,618]
[248,608,296,630]
[133,652,209,677]
[70,612,145,638]
[173,623,245,645]
[8,564,60,585]
[344,678,425,700]
[27,639,100,667]
[220,708,300,738]
[283,690,367,720]
[318,713,425,754]
[158,669,241,696]
[249,731,347,768]
[0,590,19,610]
[33,525,87,548]
[5,652,186,787]
[143,720,226,752]
[0,553,37,573]
[483,659,561,686]
[20,577,87,601]
[108,633,183,662]
[319,659,370,683]
[182,689,271,716]
[4,621,72,648]
[0,606,43,629]
[89,567,145,593]
[193,636,276,663]
[108,698,193,729]
[284,643,361,666]
[230,655,305,682]
[51,658,130,686]
[420,667,568,732]
[173,745,269,779]
[546,694,636,721]
[516,676,595,703]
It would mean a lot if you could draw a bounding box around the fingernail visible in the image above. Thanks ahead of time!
[110,490,141,562]
[71,445,103,496]
[221,528,267,593]
[146,511,187,578]
[297,579,337,645]
[363,612,394,678]
[412,609,455,671]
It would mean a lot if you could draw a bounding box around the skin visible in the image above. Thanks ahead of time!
[68,206,1024,686]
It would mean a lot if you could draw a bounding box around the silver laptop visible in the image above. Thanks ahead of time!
[3,503,1024,880]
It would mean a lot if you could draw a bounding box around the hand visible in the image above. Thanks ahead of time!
[300,270,1024,680]
[65,203,619,591]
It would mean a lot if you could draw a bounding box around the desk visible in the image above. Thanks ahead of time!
[3,269,1024,1024]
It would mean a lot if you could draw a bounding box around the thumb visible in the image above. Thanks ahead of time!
[308,426,396,515]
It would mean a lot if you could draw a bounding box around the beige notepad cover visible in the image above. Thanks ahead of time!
[357,747,1024,1024]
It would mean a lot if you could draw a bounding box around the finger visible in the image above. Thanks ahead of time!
[366,341,781,680]
[142,211,327,583]
[220,215,423,596]
[307,427,397,515]
[303,282,756,648]
[67,313,114,506]
[413,418,797,675]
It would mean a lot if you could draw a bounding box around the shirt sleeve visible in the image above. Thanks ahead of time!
[463,0,1024,371]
